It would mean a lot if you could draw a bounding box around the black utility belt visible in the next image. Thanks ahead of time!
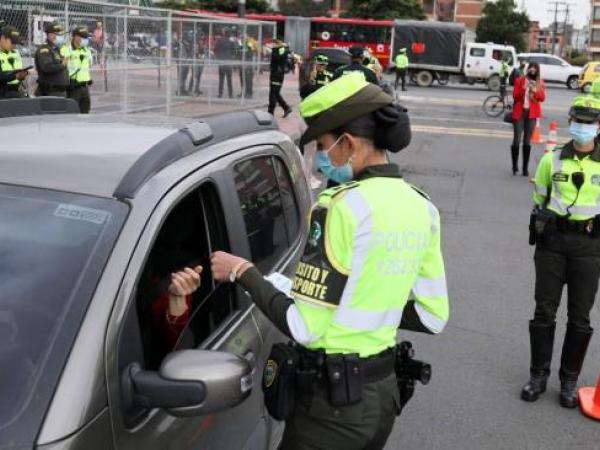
[530,209,600,245]
[262,342,431,420]
[69,80,92,88]
[553,216,596,234]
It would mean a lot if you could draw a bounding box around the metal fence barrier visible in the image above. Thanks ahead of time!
[1,0,277,116]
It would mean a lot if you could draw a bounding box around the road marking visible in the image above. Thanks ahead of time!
[412,124,570,142]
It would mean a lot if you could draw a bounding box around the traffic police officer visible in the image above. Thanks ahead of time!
[34,22,69,97]
[522,95,600,408]
[0,25,29,99]
[211,72,449,449]
[394,48,409,91]
[268,38,292,118]
[62,26,93,113]
[333,45,378,85]
[499,57,510,98]
[300,54,333,99]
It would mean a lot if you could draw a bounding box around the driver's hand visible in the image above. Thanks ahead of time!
[16,70,28,80]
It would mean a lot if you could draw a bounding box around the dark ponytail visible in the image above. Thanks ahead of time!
[333,104,411,153]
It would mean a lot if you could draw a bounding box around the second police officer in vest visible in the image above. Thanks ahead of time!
[300,54,333,99]
[211,73,449,449]
[0,25,29,99]
[523,95,600,408]
[34,22,69,98]
[394,48,409,92]
[62,26,93,114]
[333,45,378,85]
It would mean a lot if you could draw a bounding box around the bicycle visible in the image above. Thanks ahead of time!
[482,85,512,118]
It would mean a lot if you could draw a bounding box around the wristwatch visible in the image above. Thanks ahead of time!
[229,261,249,283]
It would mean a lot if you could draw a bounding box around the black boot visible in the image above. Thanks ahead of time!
[522,144,531,177]
[521,321,555,402]
[559,325,593,408]
[511,145,519,175]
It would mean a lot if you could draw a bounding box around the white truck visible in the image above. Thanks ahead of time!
[391,20,516,91]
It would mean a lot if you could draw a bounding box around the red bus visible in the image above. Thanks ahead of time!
[188,11,394,66]
[309,17,393,67]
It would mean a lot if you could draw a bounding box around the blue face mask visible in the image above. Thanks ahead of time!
[570,121,598,145]
[80,38,90,48]
[315,135,354,184]
[54,34,66,46]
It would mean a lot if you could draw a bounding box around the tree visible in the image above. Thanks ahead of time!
[345,0,425,21]
[279,0,330,17]
[476,0,529,53]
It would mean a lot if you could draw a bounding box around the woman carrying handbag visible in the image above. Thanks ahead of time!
[511,62,546,176]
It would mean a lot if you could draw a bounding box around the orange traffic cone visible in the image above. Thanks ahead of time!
[531,119,543,145]
[579,373,600,420]
[545,121,558,153]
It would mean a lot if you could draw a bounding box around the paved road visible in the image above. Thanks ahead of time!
[371,82,600,450]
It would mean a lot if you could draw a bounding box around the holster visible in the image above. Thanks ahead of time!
[262,342,299,420]
[529,208,554,245]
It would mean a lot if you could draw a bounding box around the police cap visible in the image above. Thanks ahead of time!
[0,25,21,44]
[315,54,328,65]
[299,72,393,145]
[72,25,90,38]
[348,46,364,59]
[44,22,65,34]
[569,96,600,123]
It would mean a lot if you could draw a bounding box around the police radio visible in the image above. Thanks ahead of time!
[395,341,431,412]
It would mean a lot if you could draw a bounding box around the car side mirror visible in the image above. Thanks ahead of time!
[121,350,252,418]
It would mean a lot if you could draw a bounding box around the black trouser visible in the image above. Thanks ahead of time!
[218,65,233,97]
[179,64,191,94]
[192,64,203,93]
[268,82,289,114]
[395,69,407,90]
[533,230,600,330]
[67,85,91,114]
[278,373,400,450]
[239,66,253,97]
[34,85,66,98]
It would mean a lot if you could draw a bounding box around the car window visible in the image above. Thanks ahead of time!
[544,57,563,66]
[134,183,234,370]
[234,155,301,273]
[469,47,485,57]
[0,185,127,448]
[594,65,600,74]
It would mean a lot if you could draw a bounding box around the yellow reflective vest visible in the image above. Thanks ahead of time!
[61,44,92,84]
[0,49,23,85]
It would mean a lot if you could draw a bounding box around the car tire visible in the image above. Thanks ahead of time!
[567,76,579,90]
[416,70,433,87]
[582,83,592,94]
[487,75,501,91]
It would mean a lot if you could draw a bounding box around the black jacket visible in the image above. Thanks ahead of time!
[333,62,378,85]
[34,41,69,89]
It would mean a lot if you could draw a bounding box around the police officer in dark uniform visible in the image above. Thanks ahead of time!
[333,45,378,85]
[300,54,333,99]
[523,95,600,408]
[268,38,292,118]
[34,22,69,97]
[0,25,30,99]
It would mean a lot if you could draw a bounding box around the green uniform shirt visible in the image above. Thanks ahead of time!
[0,49,23,85]
[289,166,449,357]
[395,53,409,70]
[534,141,600,220]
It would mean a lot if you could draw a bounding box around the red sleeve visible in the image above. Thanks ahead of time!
[151,292,193,352]
[513,77,525,102]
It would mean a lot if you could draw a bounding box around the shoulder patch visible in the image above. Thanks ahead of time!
[407,183,430,200]
[39,48,49,54]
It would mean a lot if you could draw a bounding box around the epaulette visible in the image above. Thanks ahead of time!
[407,182,430,200]
[38,48,49,54]
[318,181,360,202]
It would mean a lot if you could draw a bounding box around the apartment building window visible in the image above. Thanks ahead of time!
[595,6,600,21]
[593,29,600,44]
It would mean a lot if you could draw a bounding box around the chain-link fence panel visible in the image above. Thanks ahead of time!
[1,0,276,116]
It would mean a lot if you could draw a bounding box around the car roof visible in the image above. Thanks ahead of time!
[518,53,561,58]
[0,110,278,199]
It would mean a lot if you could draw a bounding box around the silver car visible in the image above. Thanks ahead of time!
[0,100,311,449]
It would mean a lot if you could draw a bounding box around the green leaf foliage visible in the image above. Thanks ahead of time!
[476,0,529,52]
[345,0,426,20]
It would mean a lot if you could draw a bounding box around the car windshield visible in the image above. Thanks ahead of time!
[0,185,127,448]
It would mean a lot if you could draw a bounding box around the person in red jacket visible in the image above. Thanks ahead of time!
[511,62,546,176]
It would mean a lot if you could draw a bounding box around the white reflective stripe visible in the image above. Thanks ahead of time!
[552,151,562,204]
[427,201,438,235]
[412,276,447,299]
[549,197,600,217]
[549,196,567,215]
[534,184,547,196]
[286,304,317,345]
[334,307,403,331]
[414,303,447,334]
[337,189,373,308]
